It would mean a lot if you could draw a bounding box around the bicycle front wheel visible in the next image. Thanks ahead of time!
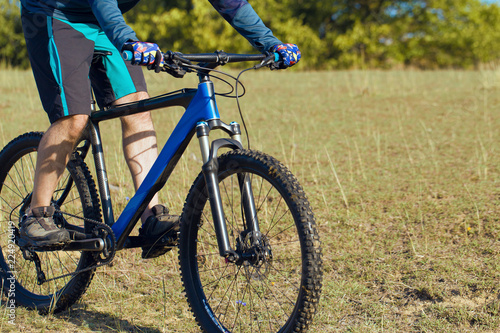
[0,132,101,313]
[179,150,323,332]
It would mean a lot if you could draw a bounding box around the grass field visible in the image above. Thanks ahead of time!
[1,66,500,332]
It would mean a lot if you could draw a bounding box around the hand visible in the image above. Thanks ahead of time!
[270,43,301,69]
[122,41,164,67]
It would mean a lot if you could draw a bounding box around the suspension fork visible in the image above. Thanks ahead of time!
[196,121,260,261]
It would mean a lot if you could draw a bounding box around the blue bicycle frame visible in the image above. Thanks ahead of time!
[87,72,257,259]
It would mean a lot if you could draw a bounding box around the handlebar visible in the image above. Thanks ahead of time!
[165,52,278,64]
[122,50,280,74]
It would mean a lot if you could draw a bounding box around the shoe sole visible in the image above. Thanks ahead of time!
[18,237,69,249]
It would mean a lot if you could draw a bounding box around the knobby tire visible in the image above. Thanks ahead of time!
[179,149,323,332]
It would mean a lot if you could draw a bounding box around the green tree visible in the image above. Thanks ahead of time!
[0,0,27,67]
[318,1,430,68]
[405,0,500,68]
[317,0,500,68]
[3,0,500,69]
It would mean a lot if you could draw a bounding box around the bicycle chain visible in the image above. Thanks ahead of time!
[25,209,117,284]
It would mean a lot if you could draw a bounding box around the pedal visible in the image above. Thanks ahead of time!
[122,233,178,249]
[158,234,178,247]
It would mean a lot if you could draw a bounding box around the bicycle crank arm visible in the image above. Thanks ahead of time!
[62,238,105,252]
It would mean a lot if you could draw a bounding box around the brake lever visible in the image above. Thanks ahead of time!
[161,51,191,78]
[170,51,192,66]
[269,60,283,70]
[254,52,280,70]
[162,62,189,78]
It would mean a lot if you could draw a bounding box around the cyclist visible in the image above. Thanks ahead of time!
[19,0,301,258]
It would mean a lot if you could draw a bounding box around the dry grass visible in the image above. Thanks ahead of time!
[1,66,500,332]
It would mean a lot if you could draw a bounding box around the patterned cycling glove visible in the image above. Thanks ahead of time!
[122,41,164,67]
[270,43,301,69]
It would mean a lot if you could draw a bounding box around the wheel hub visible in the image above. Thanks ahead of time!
[235,231,273,280]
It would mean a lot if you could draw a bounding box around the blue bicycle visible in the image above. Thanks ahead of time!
[0,50,323,332]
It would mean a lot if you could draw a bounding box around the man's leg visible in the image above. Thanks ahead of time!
[31,114,89,209]
[114,92,179,259]
[91,29,178,258]
[20,114,88,247]
[113,92,159,223]
[22,13,97,211]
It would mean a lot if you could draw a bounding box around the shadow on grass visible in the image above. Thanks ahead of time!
[56,305,163,333]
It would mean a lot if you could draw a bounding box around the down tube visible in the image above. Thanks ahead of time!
[111,81,220,241]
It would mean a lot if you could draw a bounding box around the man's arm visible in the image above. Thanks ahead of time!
[87,0,163,67]
[208,0,282,53]
[87,0,138,51]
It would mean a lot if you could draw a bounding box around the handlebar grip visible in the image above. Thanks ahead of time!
[122,50,133,62]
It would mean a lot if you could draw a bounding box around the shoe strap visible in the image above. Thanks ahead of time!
[21,214,58,231]
[31,206,55,218]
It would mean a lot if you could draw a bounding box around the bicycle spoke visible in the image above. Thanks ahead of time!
[213,265,240,320]
[13,157,30,197]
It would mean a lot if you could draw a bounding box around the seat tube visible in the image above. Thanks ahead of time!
[197,122,233,258]
[89,121,115,226]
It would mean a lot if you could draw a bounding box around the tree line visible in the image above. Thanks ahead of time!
[2,0,500,69]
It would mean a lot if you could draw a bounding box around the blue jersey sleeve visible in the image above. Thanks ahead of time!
[22,0,280,53]
[208,0,282,53]
[87,0,138,51]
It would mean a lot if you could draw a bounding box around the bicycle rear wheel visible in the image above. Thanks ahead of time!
[179,150,323,332]
[0,132,101,313]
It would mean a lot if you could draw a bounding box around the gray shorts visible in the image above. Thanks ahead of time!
[22,9,147,123]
